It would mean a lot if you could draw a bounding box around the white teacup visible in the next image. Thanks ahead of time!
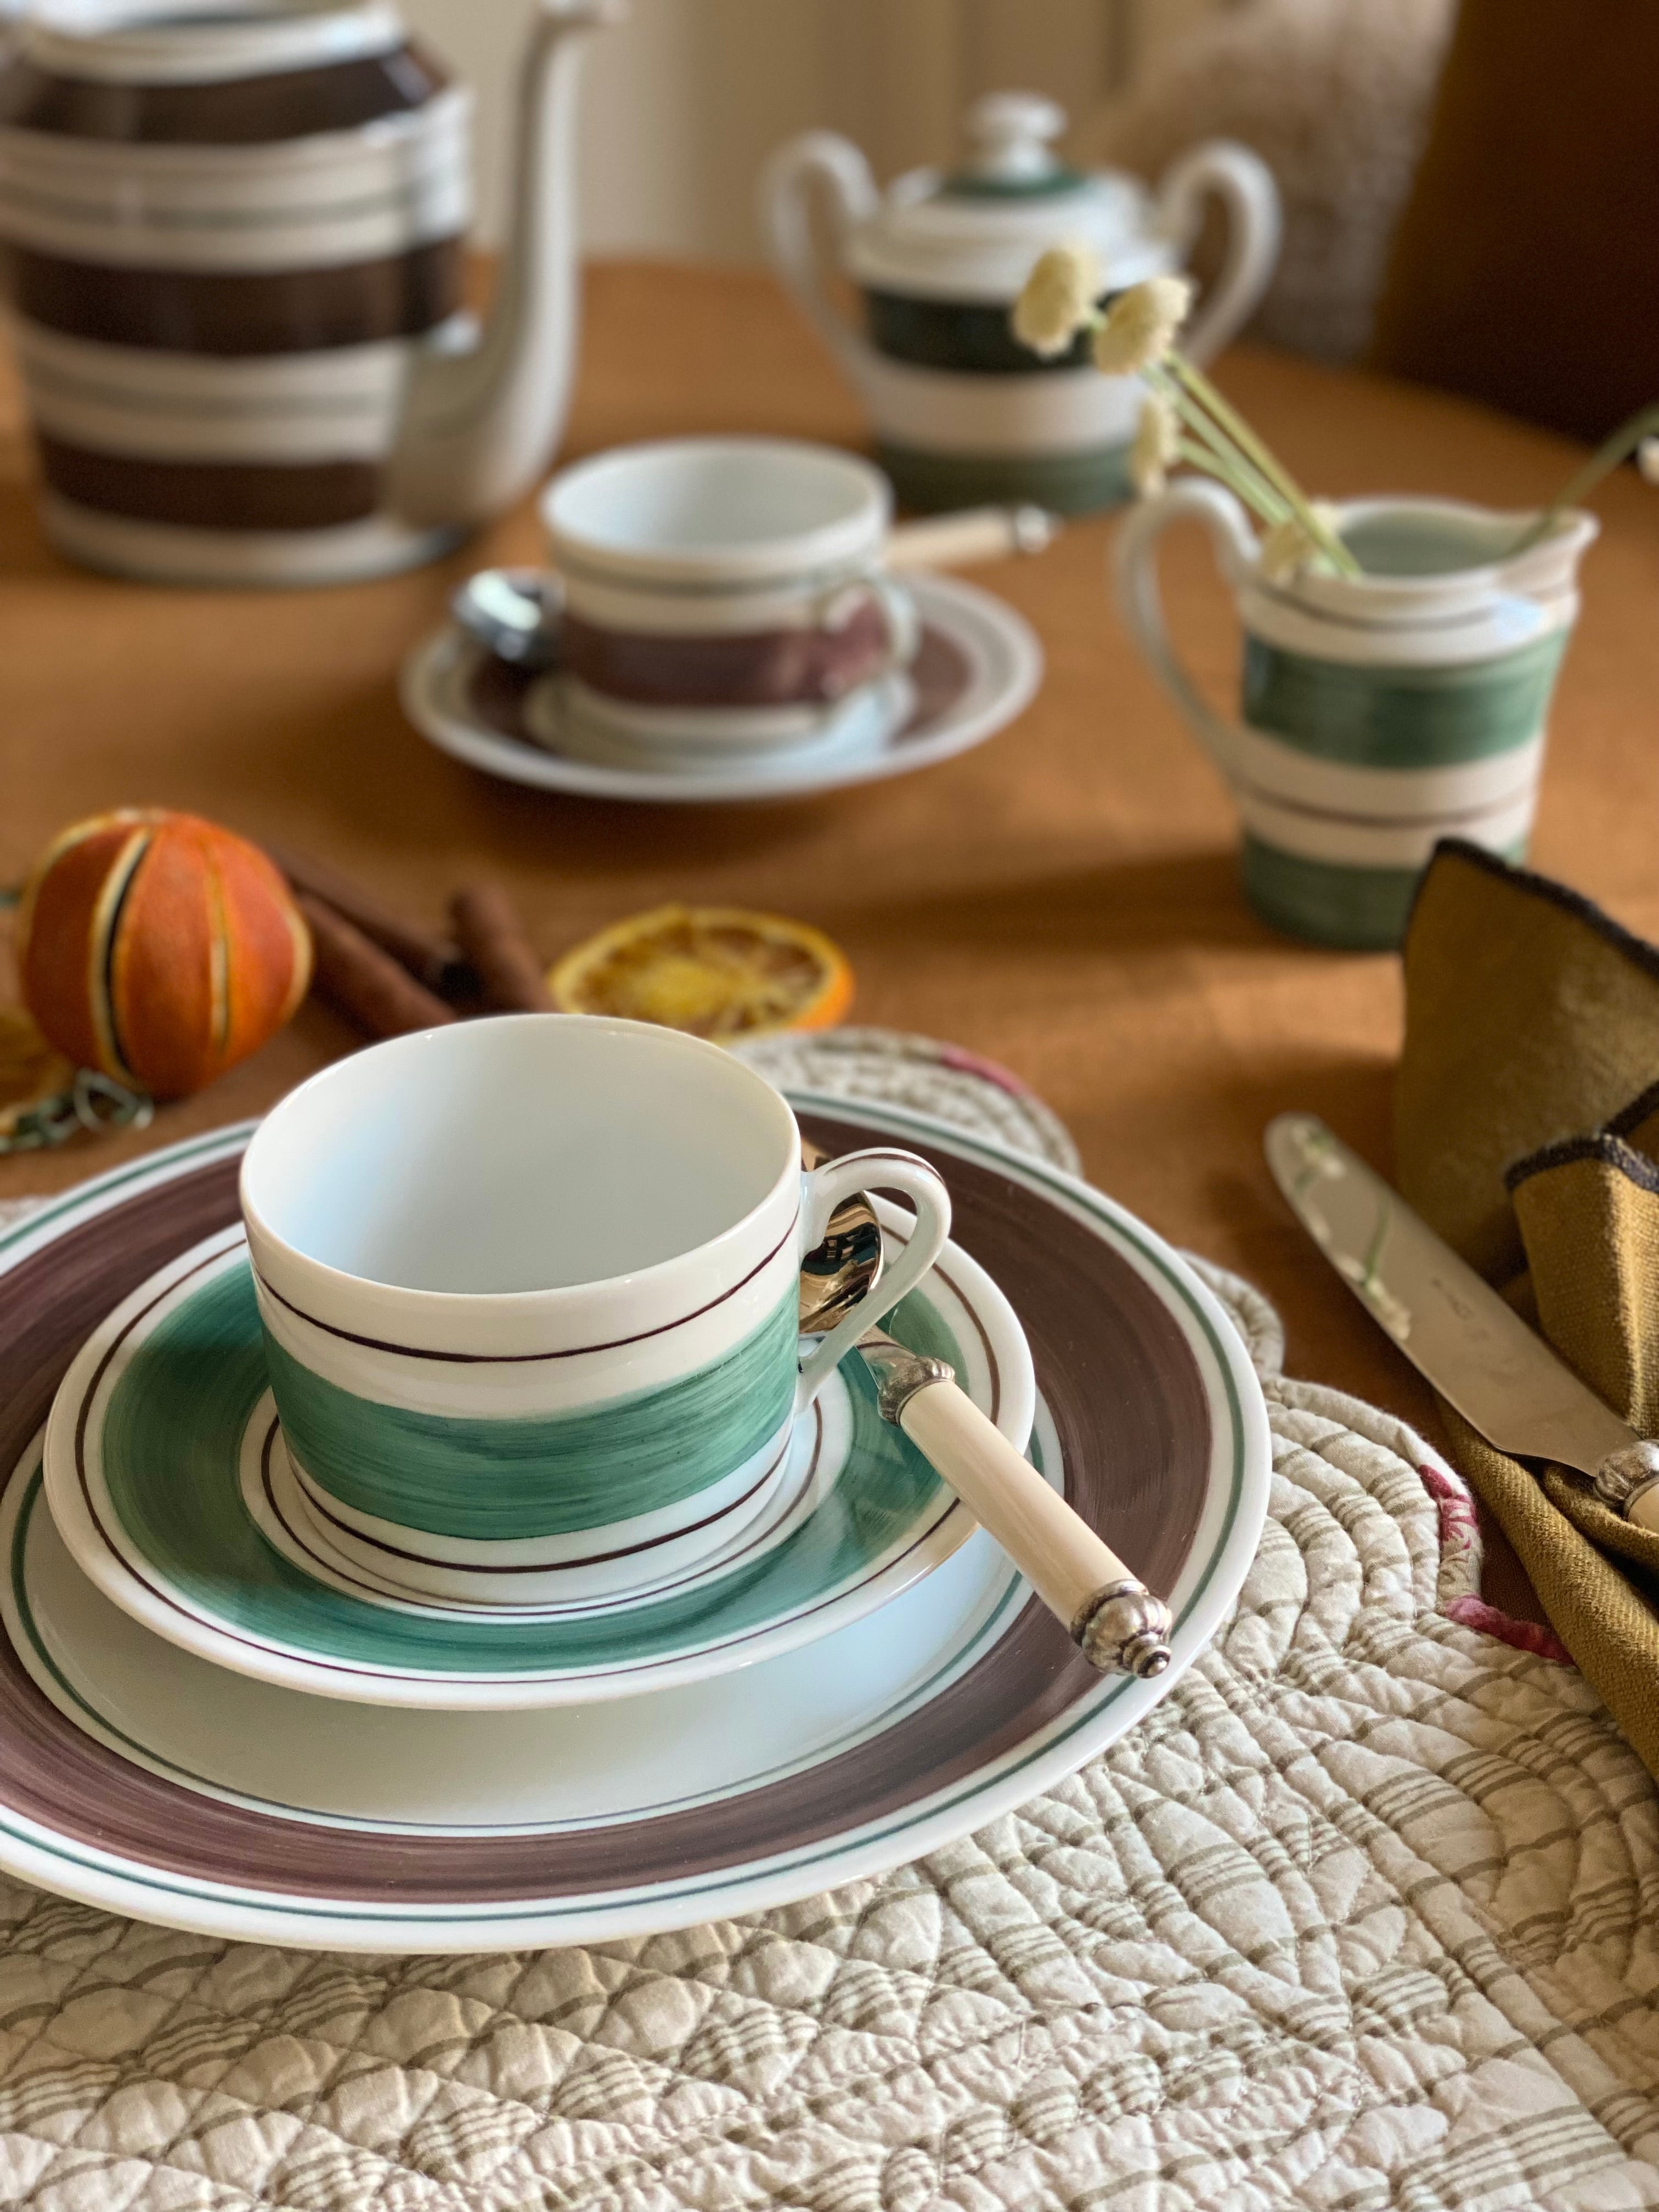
[240,1015,950,1606]
[540,437,919,753]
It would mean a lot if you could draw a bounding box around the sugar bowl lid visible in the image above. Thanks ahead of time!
[842,92,1156,305]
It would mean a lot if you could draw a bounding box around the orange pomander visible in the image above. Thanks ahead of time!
[15,810,312,1101]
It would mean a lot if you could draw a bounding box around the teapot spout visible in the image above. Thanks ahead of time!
[386,0,620,533]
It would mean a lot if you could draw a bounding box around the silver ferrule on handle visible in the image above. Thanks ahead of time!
[1072,1581,1175,1679]
[1592,1441,1659,1531]
[857,1339,955,1424]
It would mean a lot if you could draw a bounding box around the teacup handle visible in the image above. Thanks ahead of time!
[819,572,921,685]
[1112,477,1261,786]
[795,1148,951,1412]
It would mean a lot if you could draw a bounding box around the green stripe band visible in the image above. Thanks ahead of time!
[1241,834,1528,951]
[261,1292,800,1542]
[873,438,1132,516]
[1242,630,1566,768]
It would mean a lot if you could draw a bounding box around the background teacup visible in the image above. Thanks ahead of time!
[539,437,919,755]
[240,1014,950,1606]
[1114,481,1598,950]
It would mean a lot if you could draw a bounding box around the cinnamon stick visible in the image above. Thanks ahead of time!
[298,893,457,1038]
[450,883,556,1014]
[266,840,470,997]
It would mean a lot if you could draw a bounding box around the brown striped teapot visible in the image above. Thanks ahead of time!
[0,0,617,585]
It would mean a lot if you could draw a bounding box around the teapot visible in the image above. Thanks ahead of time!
[0,0,617,585]
[760,93,1280,514]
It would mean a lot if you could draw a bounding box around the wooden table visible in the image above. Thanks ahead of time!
[4,262,1658,1612]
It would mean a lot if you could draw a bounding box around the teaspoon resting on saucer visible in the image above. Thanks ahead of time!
[799,1174,1174,1678]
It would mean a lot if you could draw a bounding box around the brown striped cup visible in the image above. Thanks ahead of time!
[540,438,921,753]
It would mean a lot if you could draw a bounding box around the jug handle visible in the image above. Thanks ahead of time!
[1151,140,1281,369]
[758,131,881,369]
[1113,477,1260,785]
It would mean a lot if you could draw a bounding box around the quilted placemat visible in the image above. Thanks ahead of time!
[0,1048,1655,2211]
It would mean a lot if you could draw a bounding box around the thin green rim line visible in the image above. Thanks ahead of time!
[0,1109,1254,1926]
[0,1124,249,1267]
[8,1458,1027,1837]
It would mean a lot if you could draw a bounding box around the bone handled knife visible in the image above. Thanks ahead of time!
[1264,1113,1659,1532]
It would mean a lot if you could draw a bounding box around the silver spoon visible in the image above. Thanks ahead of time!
[799,1190,1174,1678]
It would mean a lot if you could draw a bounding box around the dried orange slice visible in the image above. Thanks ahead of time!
[549,905,853,1040]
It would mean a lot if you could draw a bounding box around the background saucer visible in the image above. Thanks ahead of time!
[399,570,1042,803]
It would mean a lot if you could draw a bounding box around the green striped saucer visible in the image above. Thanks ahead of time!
[42,1215,1035,1710]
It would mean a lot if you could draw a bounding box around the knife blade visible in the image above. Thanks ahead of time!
[1264,1113,1659,1531]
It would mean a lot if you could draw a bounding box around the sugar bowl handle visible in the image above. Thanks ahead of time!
[759,129,881,368]
[1152,139,1282,369]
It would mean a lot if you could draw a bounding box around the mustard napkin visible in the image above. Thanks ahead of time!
[1396,840,1659,1774]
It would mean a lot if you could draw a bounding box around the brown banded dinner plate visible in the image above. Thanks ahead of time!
[0,1097,1269,1951]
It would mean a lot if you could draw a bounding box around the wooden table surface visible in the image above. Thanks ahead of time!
[4,262,1658,1611]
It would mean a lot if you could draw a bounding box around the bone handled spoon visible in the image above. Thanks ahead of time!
[799,1185,1174,1678]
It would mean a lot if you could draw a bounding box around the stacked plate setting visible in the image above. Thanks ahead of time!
[0,1093,1269,1952]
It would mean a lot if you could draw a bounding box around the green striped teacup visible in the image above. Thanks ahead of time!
[1114,482,1598,949]
[240,1015,950,1608]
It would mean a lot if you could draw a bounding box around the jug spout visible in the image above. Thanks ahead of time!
[386,0,619,533]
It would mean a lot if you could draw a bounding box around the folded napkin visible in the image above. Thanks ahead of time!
[1397,840,1659,1774]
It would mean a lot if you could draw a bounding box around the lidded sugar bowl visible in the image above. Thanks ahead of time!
[761,92,1280,513]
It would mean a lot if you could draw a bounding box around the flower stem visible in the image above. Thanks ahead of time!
[1167,354,1363,575]
[1175,438,1291,523]
[1149,366,1291,521]
[1507,400,1659,555]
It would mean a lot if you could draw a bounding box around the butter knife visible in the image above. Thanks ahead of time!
[1264,1113,1659,1531]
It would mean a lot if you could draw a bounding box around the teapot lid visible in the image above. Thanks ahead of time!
[843,93,1158,305]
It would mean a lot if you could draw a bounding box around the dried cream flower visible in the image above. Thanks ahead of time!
[1130,392,1181,496]
[1259,503,1345,582]
[1639,436,1659,486]
[1091,276,1195,376]
[1012,242,1102,359]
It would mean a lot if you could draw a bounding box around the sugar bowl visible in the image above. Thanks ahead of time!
[761,92,1279,513]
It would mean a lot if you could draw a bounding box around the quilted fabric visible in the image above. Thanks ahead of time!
[0,1264,1655,2212]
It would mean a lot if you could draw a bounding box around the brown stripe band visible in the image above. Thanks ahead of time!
[563,601,890,711]
[2,236,464,353]
[38,437,381,532]
[0,46,449,145]
[0,1118,1210,1904]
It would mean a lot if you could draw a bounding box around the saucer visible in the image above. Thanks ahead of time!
[0,1102,1269,1951]
[43,1215,1034,1708]
[398,570,1042,804]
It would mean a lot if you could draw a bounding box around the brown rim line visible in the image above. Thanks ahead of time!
[0,1116,1210,1904]
[279,1421,795,1580]
[262,1412,822,1620]
[250,1203,799,1363]
[4,238,465,356]
[0,47,452,145]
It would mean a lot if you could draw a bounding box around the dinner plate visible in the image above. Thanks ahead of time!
[42,1212,1031,1707]
[398,571,1042,804]
[0,1099,1269,1951]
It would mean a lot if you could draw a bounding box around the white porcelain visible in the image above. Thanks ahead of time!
[760,92,1280,510]
[0,0,619,585]
[235,1015,950,1602]
[0,1097,1272,1950]
[540,438,919,751]
[42,1198,1031,1703]
[1113,481,1599,947]
[401,568,1043,804]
